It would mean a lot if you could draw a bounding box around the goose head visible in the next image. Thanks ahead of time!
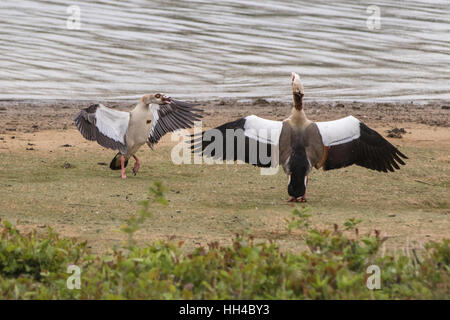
[141,93,172,105]
[291,72,304,110]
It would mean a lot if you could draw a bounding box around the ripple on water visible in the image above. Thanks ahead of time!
[0,0,449,100]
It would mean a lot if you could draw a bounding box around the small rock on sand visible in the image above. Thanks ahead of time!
[386,127,407,138]
[62,162,74,169]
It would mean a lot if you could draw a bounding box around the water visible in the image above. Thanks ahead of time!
[0,0,449,101]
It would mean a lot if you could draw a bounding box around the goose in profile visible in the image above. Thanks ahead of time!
[74,93,202,179]
[191,73,407,202]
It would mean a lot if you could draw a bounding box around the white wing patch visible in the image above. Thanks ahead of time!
[95,105,130,144]
[148,104,160,140]
[316,116,361,146]
[244,115,283,145]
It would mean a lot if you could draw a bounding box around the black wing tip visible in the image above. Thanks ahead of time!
[359,122,409,170]
[398,151,408,159]
[149,100,203,145]
[72,113,81,122]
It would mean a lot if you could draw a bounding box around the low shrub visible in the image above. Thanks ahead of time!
[0,183,448,299]
[0,220,88,281]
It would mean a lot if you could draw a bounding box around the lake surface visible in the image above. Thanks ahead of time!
[0,0,449,101]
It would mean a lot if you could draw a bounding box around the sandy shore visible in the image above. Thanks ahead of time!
[0,99,449,135]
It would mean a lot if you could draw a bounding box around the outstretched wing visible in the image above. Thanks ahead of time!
[147,100,203,146]
[317,116,408,172]
[191,115,283,167]
[73,104,129,154]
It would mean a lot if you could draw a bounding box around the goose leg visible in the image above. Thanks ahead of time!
[298,176,309,202]
[132,155,140,176]
[120,155,127,179]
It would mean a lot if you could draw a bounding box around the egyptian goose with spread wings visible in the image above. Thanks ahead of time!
[74,93,202,179]
[191,73,407,202]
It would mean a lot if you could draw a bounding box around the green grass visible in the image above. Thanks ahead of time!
[0,142,449,254]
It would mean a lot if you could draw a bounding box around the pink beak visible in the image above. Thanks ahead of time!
[162,95,171,104]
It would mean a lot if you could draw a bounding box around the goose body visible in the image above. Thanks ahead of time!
[192,73,407,201]
[74,94,202,178]
[124,103,154,158]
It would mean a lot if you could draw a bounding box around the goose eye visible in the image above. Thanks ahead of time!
[155,94,161,99]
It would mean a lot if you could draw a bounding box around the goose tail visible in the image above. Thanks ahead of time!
[109,152,128,170]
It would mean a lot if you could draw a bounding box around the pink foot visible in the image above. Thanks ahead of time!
[286,196,307,203]
[132,155,141,176]
[297,196,307,203]
[133,162,140,176]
